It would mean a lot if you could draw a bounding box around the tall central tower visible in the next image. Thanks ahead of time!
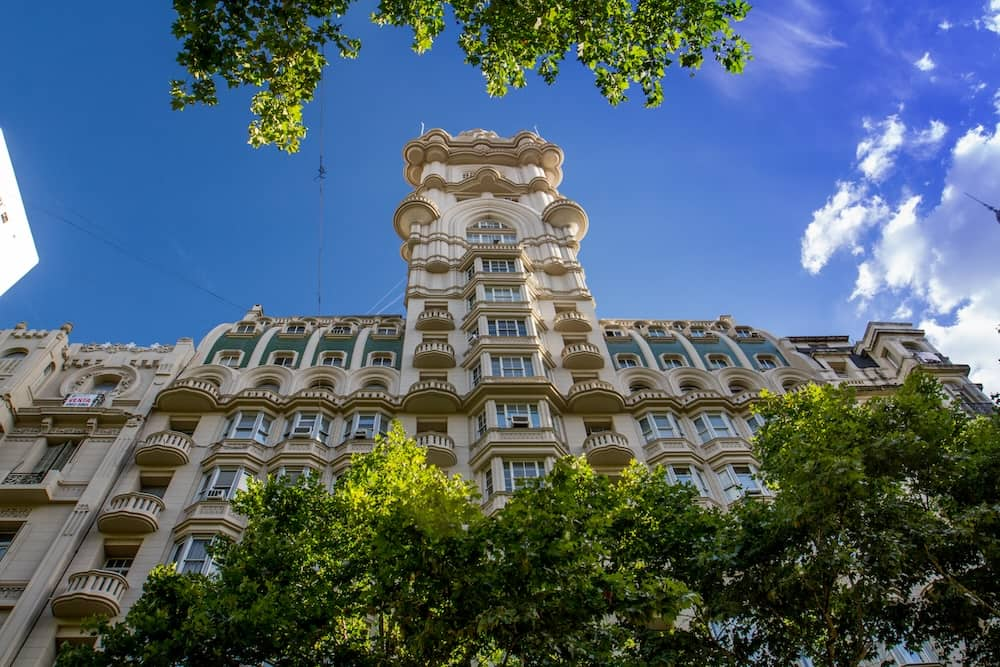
[393,129,618,506]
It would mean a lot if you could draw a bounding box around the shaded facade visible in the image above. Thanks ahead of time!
[0,130,986,665]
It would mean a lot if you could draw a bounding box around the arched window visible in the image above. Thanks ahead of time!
[256,379,280,392]
[467,220,517,244]
[363,380,388,391]
[629,381,651,393]
[1,349,27,360]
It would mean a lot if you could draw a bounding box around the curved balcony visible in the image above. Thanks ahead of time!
[553,310,592,332]
[135,430,193,466]
[699,438,752,463]
[98,492,165,534]
[561,342,605,370]
[642,437,698,465]
[271,437,330,464]
[415,310,455,331]
[424,255,451,273]
[403,379,461,413]
[155,377,220,411]
[413,342,456,368]
[566,380,624,413]
[51,570,128,619]
[416,432,457,467]
[583,432,634,468]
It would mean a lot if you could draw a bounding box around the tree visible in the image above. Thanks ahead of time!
[170,0,752,152]
[715,374,1000,666]
[56,425,723,665]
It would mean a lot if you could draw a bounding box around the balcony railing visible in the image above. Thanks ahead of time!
[3,472,45,485]
[51,570,128,618]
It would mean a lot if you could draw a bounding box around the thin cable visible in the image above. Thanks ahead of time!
[366,276,407,314]
[36,207,246,312]
[316,46,327,314]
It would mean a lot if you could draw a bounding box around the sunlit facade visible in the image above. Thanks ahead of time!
[0,130,986,664]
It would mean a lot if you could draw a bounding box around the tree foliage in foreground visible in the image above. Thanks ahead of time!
[57,377,1000,666]
[170,0,752,152]
[717,374,1000,666]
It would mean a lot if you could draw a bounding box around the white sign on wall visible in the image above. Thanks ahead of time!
[0,128,39,296]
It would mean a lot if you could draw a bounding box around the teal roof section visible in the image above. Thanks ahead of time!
[362,334,404,370]
[260,332,310,369]
[645,340,695,369]
[736,338,789,369]
[603,338,648,367]
[689,339,745,368]
[312,335,357,366]
[205,333,262,369]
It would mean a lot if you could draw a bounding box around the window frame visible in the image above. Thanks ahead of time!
[502,460,545,492]
[666,464,710,496]
[284,411,332,442]
[197,466,254,501]
[660,355,687,369]
[319,351,346,367]
[171,535,217,576]
[0,524,22,561]
[637,413,684,441]
[284,324,307,335]
[368,352,395,368]
[756,355,779,370]
[706,354,731,369]
[615,354,640,369]
[483,285,522,302]
[269,351,297,368]
[224,411,273,444]
[716,464,766,501]
[490,355,535,378]
[495,403,541,429]
[482,259,517,273]
[342,412,392,441]
[215,350,241,368]
[487,318,528,337]
[692,412,736,443]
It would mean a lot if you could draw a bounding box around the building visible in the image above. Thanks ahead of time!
[0,129,988,665]
[0,129,40,297]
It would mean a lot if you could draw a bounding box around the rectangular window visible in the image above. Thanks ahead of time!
[487,319,528,337]
[172,536,214,575]
[272,353,295,367]
[491,356,534,377]
[320,352,345,367]
[502,460,545,491]
[667,465,710,496]
[483,469,494,497]
[605,329,625,337]
[638,413,682,441]
[484,286,521,302]
[376,327,397,336]
[216,352,240,367]
[33,441,79,474]
[0,525,21,561]
[285,324,306,334]
[227,412,272,444]
[693,413,734,443]
[102,557,133,576]
[470,365,482,387]
[690,328,707,338]
[199,467,252,501]
[286,412,331,442]
[757,356,778,370]
[735,328,753,338]
[235,324,255,334]
[616,355,640,369]
[475,412,488,438]
[496,403,541,428]
[369,353,394,367]
[717,464,763,501]
[661,356,685,369]
[278,466,312,484]
[647,327,667,338]
[745,414,766,436]
[707,355,730,369]
[467,232,517,244]
[343,413,391,440]
[483,259,516,273]
[330,326,351,335]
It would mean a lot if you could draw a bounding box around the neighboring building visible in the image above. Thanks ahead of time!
[0,129,40,297]
[0,129,988,664]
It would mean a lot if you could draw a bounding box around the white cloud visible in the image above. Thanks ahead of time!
[801,181,889,274]
[911,119,949,149]
[857,115,906,181]
[938,20,953,31]
[985,0,1000,34]
[811,123,1000,391]
[914,52,936,72]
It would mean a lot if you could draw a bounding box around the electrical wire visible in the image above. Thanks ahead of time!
[34,206,246,312]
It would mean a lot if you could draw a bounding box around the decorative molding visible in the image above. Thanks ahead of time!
[0,507,31,518]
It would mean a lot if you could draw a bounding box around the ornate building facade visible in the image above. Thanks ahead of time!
[0,130,988,665]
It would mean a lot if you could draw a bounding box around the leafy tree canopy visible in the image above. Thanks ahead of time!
[170,0,753,152]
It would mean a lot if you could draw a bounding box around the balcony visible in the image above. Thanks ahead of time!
[469,427,567,467]
[561,342,605,370]
[403,379,461,413]
[271,437,330,464]
[553,310,592,332]
[642,437,699,465]
[135,430,193,466]
[699,438,752,463]
[0,470,60,502]
[205,439,269,468]
[331,435,376,469]
[416,432,457,467]
[583,431,634,468]
[174,499,247,536]
[566,380,624,413]
[413,342,456,368]
[156,377,220,411]
[98,492,165,534]
[51,570,128,619]
[415,310,455,331]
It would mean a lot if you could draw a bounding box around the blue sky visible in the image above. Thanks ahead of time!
[1,1,998,391]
